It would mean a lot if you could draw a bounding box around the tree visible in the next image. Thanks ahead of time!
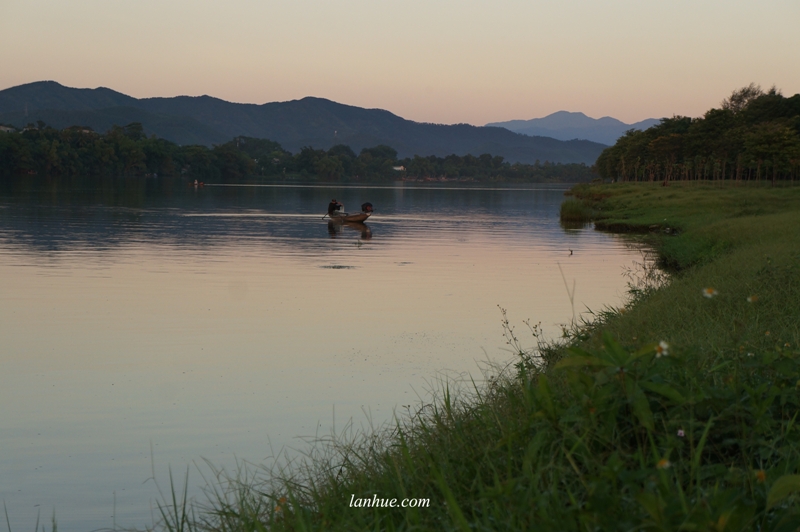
[295,146,325,176]
[358,145,398,179]
[212,144,254,181]
[314,155,345,180]
[408,155,435,178]
[744,122,800,185]
[326,145,356,176]
[594,86,800,184]
[360,145,397,161]
[721,83,764,114]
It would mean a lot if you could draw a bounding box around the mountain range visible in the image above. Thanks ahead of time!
[486,111,660,145]
[0,81,611,165]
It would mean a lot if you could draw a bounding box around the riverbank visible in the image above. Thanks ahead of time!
[168,181,800,531]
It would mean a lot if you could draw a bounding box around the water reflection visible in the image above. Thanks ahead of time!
[0,177,645,532]
[560,220,591,232]
[0,178,575,263]
[328,221,372,240]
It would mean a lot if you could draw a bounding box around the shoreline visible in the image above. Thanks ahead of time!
[163,179,800,531]
[20,180,794,531]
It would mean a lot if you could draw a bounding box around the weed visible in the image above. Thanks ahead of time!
[559,198,593,222]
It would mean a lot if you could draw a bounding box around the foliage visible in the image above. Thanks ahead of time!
[595,85,800,185]
[559,198,593,222]
[0,123,596,183]
[396,154,594,183]
[0,122,253,181]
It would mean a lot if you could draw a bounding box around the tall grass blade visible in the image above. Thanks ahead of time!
[767,475,800,510]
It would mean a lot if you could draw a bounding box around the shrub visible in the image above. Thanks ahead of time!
[560,198,593,222]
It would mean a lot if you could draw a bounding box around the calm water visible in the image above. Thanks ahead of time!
[1,178,643,530]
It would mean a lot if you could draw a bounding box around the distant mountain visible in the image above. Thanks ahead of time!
[486,111,660,145]
[0,81,607,165]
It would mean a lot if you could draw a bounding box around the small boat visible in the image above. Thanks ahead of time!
[325,201,373,223]
[327,211,372,223]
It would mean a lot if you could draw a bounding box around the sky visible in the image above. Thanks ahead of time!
[2,0,799,126]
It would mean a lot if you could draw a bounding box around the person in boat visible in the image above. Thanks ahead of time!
[328,199,343,216]
[361,202,373,213]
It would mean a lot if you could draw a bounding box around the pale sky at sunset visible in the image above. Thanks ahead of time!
[2,0,798,125]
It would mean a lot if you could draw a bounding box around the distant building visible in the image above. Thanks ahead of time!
[0,125,16,133]
[392,166,406,171]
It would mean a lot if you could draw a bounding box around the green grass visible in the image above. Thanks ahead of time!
[152,181,800,532]
[559,198,594,222]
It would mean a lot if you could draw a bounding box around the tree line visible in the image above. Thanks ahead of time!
[595,84,800,185]
[0,121,594,183]
[0,122,255,181]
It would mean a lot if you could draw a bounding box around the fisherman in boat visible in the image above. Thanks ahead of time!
[325,200,373,223]
[328,199,343,216]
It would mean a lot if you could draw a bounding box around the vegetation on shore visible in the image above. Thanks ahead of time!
[0,122,594,183]
[595,84,800,185]
[559,197,594,222]
[149,181,800,531]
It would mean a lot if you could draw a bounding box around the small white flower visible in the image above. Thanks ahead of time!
[677,429,685,438]
[702,288,718,298]
[655,341,669,358]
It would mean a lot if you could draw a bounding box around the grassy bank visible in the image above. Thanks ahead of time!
[162,182,800,532]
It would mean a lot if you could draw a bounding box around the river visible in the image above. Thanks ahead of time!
[0,178,644,531]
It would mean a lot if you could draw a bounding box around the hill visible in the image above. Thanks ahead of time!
[486,110,659,145]
[0,81,606,164]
